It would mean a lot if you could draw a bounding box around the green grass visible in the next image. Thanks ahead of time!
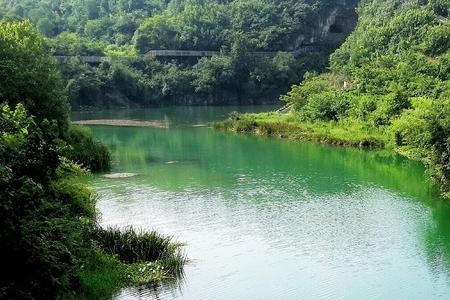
[92,226,186,276]
[76,249,126,300]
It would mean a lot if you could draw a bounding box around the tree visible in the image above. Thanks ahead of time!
[0,20,69,132]
[134,15,179,52]
[36,18,55,37]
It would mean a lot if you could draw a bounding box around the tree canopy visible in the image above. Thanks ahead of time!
[0,20,69,131]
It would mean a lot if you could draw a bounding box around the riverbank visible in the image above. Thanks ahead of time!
[214,111,448,198]
[77,226,186,299]
[214,112,387,148]
[50,170,187,299]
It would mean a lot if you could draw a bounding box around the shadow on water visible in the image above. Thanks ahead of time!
[115,277,185,300]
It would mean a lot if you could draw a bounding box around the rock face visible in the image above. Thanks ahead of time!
[289,0,359,50]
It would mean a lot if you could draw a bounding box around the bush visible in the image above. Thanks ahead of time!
[370,87,410,126]
[0,21,69,133]
[430,0,450,17]
[428,98,450,187]
[300,92,350,122]
[281,74,335,110]
[348,94,378,121]
[76,249,126,300]
[423,25,450,55]
[390,98,434,147]
[63,125,111,173]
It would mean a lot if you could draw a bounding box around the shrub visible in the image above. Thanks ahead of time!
[300,92,350,122]
[423,25,450,55]
[430,0,450,17]
[76,249,126,300]
[370,87,410,126]
[348,94,378,121]
[0,21,69,133]
[390,98,434,147]
[281,75,335,110]
[63,125,111,173]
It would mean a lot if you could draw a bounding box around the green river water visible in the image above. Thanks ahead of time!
[73,106,450,300]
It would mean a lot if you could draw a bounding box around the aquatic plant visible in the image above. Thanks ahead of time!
[92,226,186,276]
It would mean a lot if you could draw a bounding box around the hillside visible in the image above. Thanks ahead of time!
[0,0,359,108]
[217,0,450,196]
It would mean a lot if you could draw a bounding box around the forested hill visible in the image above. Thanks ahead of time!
[0,0,358,52]
[0,0,359,108]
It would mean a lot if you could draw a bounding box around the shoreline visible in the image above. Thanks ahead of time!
[214,112,448,199]
[213,112,387,149]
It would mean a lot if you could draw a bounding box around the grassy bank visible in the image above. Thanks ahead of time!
[76,227,186,300]
[214,112,388,148]
[42,169,186,300]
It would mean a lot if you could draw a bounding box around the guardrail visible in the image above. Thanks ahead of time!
[53,46,322,63]
[53,56,112,63]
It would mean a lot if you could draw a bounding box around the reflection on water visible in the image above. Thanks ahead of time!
[116,279,185,299]
[80,106,450,300]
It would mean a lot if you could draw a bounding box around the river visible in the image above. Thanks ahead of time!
[73,106,450,300]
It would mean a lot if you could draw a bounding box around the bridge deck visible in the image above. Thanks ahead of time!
[146,50,220,57]
[53,46,320,63]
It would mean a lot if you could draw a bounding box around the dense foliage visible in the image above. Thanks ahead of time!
[276,0,450,194]
[61,51,325,107]
[0,21,69,131]
[63,126,111,173]
[0,20,110,171]
[0,21,185,298]
[0,103,93,299]
[0,0,356,107]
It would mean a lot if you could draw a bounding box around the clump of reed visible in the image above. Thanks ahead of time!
[91,226,186,276]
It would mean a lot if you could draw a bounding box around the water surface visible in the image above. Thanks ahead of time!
[78,106,450,300]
